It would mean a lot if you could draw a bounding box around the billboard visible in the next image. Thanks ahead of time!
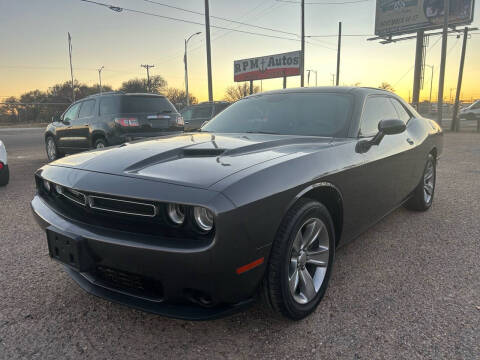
[234,51,301,82]
[375,0,475,36]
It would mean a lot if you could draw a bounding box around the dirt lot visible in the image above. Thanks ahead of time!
[0,129,479,359]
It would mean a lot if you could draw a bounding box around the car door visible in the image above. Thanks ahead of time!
[74,99,96,149]
[56,102,81,150]
[357,95,412,220]
[185,105,213,131]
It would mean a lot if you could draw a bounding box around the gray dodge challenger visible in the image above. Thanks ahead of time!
[31,87,443,320]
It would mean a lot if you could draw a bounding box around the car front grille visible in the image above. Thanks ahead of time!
[92,266,164,301]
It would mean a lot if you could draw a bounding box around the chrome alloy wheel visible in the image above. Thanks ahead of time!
[423,159,435,204]
[96,142,105,149]
[288,218,329,304]
[47,138,56,161]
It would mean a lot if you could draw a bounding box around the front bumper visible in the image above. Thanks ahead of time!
[31,195,266,320]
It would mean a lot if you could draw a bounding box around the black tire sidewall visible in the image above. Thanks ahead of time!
[279,201,335,319]
[94,138,107,149]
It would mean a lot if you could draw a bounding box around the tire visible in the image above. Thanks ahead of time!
[0,165,9,186]
[93,137,107,149]
[45,136,63,162]
[404,153,436,211]
[262,198,335,320]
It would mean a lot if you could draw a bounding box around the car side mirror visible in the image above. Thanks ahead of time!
[62,119,71,125]
[356,119,406,153]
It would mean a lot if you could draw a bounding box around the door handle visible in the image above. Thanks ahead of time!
[407,138,414,145]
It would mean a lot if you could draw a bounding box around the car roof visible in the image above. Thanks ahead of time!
[85,92,166,99]
[245,86,393,98]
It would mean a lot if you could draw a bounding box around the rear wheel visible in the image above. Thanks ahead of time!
[94,137,107,149]
[405,153,436,211]
[262,198,335,320]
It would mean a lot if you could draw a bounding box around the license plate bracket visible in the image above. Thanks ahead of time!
[46,227,93,272]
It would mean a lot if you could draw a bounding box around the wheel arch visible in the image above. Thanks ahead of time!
[91,130,107,147]
[289,182,344,247]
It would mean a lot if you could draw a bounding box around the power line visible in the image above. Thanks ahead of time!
[76,0,303,42]
[138,0,299,37]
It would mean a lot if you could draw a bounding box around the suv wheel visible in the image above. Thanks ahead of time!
[46,136,62,162]
[94,138,107,149]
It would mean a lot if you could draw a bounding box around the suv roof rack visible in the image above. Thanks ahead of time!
[86,91,124,98]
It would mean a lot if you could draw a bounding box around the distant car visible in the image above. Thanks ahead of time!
[459,100,480,120]
[32,87,443,320]
[181,101,230,131]
[0,140,9,186]
[44,92,184,161]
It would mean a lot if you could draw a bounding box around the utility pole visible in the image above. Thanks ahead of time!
[249,80,253,95]
[98,66,104,94]
[184,32,201,107]
[336,21,342,86]
[67,32,75,102]
[451,27,471,132]
[204,0,213,101]
[437,0,450,125]
[307,70,317,87]
[425,64,434,104]
[141,64,155,92]
[331,73,335,86]
[300,0,305,87]
[412,30,424,110]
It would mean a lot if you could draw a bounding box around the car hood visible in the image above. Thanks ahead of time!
[50,133,333,188]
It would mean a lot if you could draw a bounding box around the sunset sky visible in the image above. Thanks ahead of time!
[1,0,479,103]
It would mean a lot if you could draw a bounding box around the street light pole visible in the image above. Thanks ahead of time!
[300,0,305,87]
[184,32,201,107]
[98,66,104,94]
[425,64,434,104]
[204,0,213,101]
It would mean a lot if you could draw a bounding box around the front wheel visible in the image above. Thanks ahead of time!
[93,138,108,149]
[262,199,335,320]
[45,136,63,162]
[405,153,436,211]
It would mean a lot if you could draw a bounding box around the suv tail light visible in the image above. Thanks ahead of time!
[114,117,139,127]
[0,162,3,170]
[176,116,184,126]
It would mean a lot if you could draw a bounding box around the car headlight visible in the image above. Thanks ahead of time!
[167,203,186,225]
[193,206,214,232]
[43,180,51,192]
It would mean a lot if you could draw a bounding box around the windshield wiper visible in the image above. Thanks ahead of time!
[245,130,279,135]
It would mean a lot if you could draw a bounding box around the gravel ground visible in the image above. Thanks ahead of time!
[0,130,479,359]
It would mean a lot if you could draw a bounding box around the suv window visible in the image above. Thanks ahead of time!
[214,103,229,116]
[360,96,398,136]
[62,103,81,122]
[120,96,175,113]
[78,100,96,118]
[192,105,212,119]
[390,98,411,123]
[100,97,120,115]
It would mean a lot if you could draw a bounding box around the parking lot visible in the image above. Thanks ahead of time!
[0,128,479,359]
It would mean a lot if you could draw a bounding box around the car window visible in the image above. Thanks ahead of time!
[390,98,412,123]
[213,103,229,116]
[62,103,81,122]
[99,97,120,115]
[203,93,353,137]
[181,108,193,121]
[120,96,175,113]
[360,96,398,136]
[78,100,96,118]
[192,105,212,119]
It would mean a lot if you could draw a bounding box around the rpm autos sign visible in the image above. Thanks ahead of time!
[375,0,474,36]
[234,51,301,82]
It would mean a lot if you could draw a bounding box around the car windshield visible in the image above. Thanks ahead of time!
[202,92,353,137]
[121,96,175,113]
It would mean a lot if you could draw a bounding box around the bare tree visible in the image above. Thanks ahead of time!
[224,83,260,102]
[379,82,395,92]
[165,88,198,110]
[119,75,167,94]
